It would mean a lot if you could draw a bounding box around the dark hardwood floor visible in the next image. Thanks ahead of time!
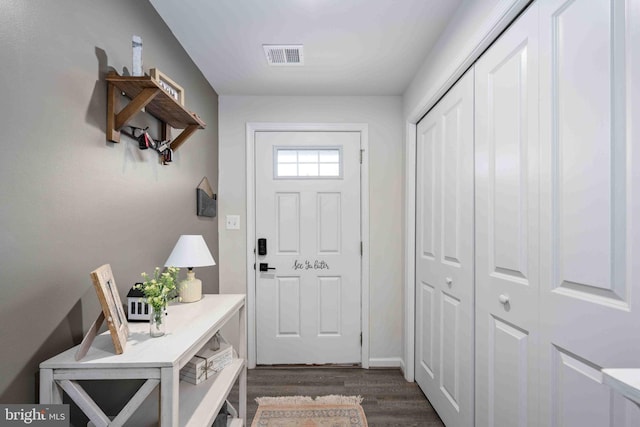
[229,367,445,426]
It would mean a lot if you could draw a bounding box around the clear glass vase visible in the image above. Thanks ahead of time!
[149,305,166,337]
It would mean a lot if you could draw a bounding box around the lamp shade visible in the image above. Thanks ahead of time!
[164,235,216,268]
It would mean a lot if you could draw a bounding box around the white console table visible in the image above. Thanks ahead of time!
[40,294,246,427]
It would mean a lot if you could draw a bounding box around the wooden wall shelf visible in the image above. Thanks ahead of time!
[106,71,206,152]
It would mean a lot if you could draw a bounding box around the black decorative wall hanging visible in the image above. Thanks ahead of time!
[197,177,216,218]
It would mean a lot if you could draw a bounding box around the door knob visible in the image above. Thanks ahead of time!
[259,263,276,272]
[445,277,453,286]
[498,294,510,304]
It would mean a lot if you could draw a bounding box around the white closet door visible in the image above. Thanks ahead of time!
[474,3,540,427]
[415,68,474,427]
[538,0,640,425]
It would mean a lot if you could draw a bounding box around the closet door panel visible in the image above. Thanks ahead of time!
[539,0,640,425]
[491,49,531,280]
[415,68,474,427]
[416,102,442,392]
[475,3,539,426]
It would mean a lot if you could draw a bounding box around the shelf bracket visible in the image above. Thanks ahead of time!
[106,83,120,142]
[161,122,172,143]
[107,84,161,143]
[170,124,200,152]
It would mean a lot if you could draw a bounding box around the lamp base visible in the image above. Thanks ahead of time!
[179,270,202,303]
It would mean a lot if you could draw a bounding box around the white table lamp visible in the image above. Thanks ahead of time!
[165,235,216,303]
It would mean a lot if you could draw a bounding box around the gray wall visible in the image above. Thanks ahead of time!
[0,0,219,405]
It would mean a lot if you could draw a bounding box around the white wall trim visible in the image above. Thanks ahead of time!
[403,121,417,381]
[246,124,257,368]
[369,357,403,368]
[246,122,370,369]
[359,124,371,369]
[402,0,530,382]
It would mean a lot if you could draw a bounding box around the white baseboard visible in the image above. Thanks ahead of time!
[368,357,403,368]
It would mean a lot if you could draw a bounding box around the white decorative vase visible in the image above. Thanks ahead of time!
[179,270,202,303]
[149,305,166,337]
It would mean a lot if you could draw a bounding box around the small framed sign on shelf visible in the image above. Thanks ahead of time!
[150,68,184,105]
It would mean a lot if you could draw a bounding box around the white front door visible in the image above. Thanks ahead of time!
[255,131,361,365]
[475,4,540,426]
[414,68,475,427]
[538,0,640,425]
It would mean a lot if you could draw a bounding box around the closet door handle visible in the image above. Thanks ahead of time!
[498,294,510,305]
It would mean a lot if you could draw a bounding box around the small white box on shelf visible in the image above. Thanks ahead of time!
[180,341,234,385]
[180,355,211,385]
[204,342,234,370]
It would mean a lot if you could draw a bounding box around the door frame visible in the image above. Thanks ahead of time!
[246,122,370,369]
[403,0,531,381]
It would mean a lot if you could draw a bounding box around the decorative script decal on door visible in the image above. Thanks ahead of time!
[292,260,330,270]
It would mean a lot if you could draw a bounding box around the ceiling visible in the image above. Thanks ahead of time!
[149,0,463,96]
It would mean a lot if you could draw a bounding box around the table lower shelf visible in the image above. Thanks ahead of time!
[179,358,245,427]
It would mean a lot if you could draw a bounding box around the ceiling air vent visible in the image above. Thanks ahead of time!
[263,45,304,66]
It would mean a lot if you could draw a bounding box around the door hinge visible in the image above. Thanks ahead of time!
[360,149,364,164]
[360,242,363,256]
[253,263,256,270]
[360,333,363,346]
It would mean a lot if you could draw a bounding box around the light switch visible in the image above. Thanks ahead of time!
[226,215,240,230]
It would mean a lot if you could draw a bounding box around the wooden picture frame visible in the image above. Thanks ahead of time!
[150,68,185,105]
[89,264,129,355]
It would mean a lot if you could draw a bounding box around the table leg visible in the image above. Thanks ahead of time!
[239,368,247,425]
[239,304,247,425]
[39,369,63,404]
[160,367,179,426]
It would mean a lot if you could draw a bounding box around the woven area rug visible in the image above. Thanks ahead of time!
[251,395,368,427]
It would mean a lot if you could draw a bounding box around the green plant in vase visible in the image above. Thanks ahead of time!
[135,266,180,337]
